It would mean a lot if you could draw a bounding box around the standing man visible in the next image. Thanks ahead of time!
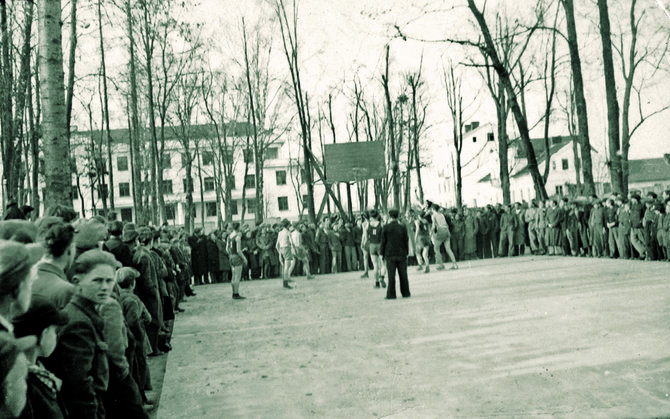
[380,209,410,300]
[629,193,647,259]
[429,202,457,270]
[276,219,295,289]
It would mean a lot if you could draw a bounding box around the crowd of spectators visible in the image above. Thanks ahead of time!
[1,188,668,418]
[0,204,195,418]
[411,190,670,263]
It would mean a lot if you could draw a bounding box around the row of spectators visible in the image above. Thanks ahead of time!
[0,205,196,419]
[410,190,670,262]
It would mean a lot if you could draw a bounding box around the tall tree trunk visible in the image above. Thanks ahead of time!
[196,145,205,229]
[13,1,34,207]
[242,19,264,225]
[410,83,424,204]
[561,0,597,195]
[28,56,40,216]
[596,0,622,194]
[39,0,72,208]
[497,78,511,205]
[382,45,400,209]
[184,145,194,233]
[468,0,547,200]
[142,4,161,225]
[0,0,16,200]
[126,0,143,223]
[98,0,115,211]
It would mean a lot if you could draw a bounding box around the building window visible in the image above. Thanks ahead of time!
[276,170,287,185]
[120,208,133,222]
[221,149,234,164]
[243,148,253,163]
[302,194,309,205]
[229,200,238,215]
[245,174,256,189]
[98,184,108,199]
[206,202,218,217]
[181,153,189,168]
[487,133,494,142]
[226,175,235,190]
[278,196,289,211]
[166,203,176,220]
[201,151,214,166]
[162,153,172,169]
[555,185,564,196]
[266,147,279,160]
[182,178,194,193]
[247,198,257,212]
[472,137,477,143]
[117,156,129,172]
[119,182,130,197]
[299,167,307,184]
[162,180,173,195]
[552,161,557,170]
[204,177,215,192]
[561,159,569,170]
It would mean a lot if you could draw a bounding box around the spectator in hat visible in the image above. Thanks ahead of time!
[132,227,163,355]
[117,268,153,408]
[617,199,632,259]
[122,223,139,245]
[0,333,36,418]
[20,206,34,221]
[32,221,76,310]
[106,221,133,268]
[498,205,517,257]
[49,249,118,419]
[629,194,647,259]
[188,228,208,286]
[4,200,25,220]
[44,205,77,224]
[99,276,148,418]
[0,240,42,334]
[0,220,38,244]
[12,296,69,419]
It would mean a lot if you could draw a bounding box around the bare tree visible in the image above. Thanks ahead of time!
[382,45,401,209]
[614,0,670,194]
[443,61,466,210]
[39,0,72,208]
[596,0,623,194]
[466,0,548,200]
[406,64,428,206]
[276,0,347,221]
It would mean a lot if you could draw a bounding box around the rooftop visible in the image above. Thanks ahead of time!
[72,122,252,145]
[628,158,670,183]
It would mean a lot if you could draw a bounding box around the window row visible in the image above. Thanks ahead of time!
[114,147,280,172]
[116,171,293,197]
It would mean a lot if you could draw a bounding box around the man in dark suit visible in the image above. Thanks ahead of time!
[380,208,410,299]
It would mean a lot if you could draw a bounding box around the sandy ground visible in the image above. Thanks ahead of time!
[156,256,670,418]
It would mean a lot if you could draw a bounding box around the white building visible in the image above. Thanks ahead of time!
[429,121,613,207]
[70,124,367,230]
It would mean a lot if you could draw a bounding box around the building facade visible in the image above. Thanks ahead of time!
[70,124,367,231]
[429,121,617,207]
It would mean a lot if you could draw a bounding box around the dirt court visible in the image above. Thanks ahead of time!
[157,256,670,418]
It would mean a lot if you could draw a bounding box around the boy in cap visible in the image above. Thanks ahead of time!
[12,296,69,419]
[0,240,42,333]
[116,268,153,407]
